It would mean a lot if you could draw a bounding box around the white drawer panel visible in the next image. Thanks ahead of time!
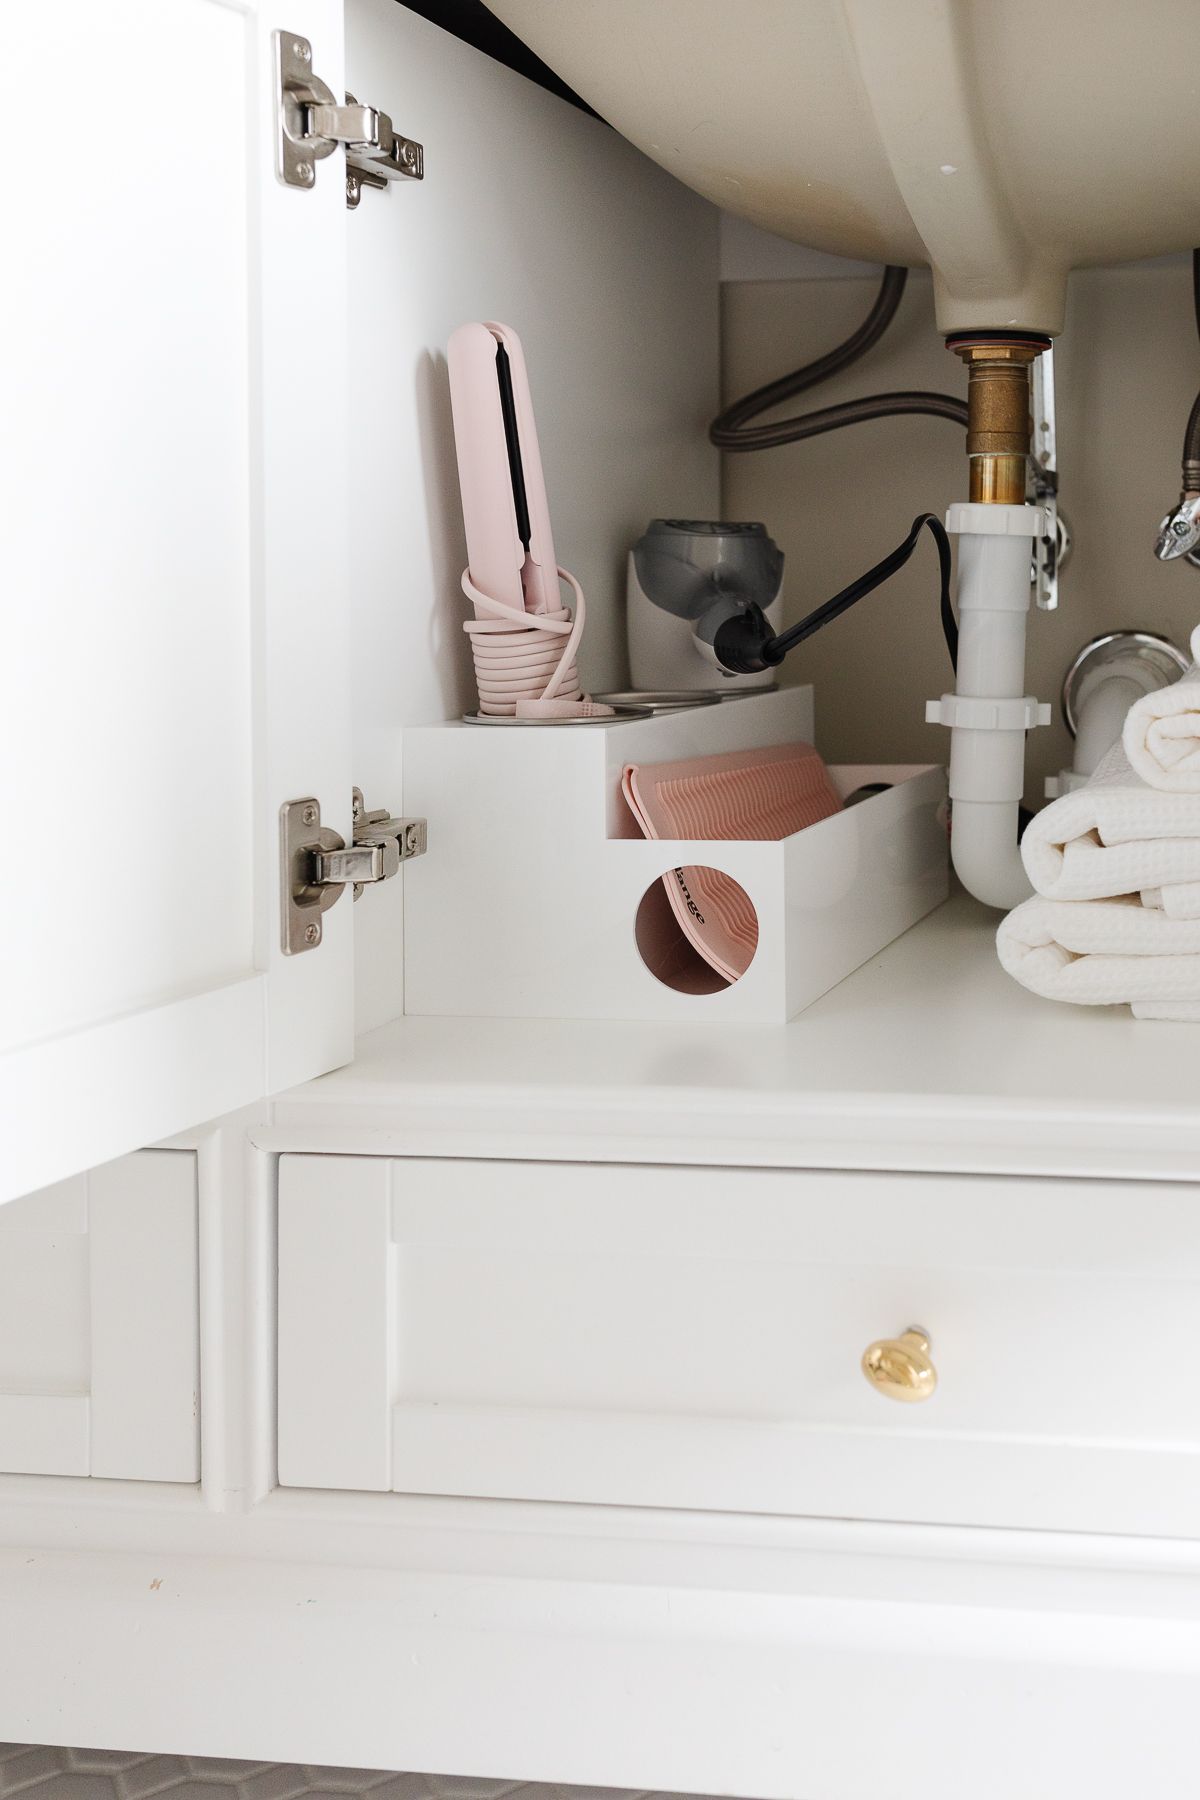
[277,1153,1200,1536]
[0,1150,200,1480]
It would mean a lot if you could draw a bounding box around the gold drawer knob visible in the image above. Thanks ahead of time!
[861,1326,938,1403]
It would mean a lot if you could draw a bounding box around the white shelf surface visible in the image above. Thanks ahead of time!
[270,893,1200,1179]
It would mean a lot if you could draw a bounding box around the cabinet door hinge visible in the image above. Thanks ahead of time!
[274,31,424,207]
[280,790,427,954]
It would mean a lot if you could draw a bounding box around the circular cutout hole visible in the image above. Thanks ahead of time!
[634,865,758,994]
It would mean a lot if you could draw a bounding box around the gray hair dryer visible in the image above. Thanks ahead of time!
[627,519,784,693]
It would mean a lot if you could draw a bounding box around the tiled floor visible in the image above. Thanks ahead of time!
[0,1749,731,1800]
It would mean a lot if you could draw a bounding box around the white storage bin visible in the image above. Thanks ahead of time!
[403,688,948,1023]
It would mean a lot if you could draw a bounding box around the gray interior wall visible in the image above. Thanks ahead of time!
[721,258,1200,806]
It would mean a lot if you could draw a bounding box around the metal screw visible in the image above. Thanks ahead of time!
[302,803,318,825]
[304,922,320,945]
[296,161,313,184]
[293,40,310,60]
[401,144,416,167]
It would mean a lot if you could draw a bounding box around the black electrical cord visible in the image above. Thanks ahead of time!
[713,514,957,675]
[708,269,967,683]
[767,513,956,666]
[710,266,968,451]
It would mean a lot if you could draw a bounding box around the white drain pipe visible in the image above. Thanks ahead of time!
[1071,675,1143,781]
[926,503,1050,909]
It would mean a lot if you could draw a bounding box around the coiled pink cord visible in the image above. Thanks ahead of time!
[462,565,613,719]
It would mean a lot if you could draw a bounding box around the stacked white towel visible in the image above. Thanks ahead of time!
[1123,624,1200,792]
[997,638,1200,1020]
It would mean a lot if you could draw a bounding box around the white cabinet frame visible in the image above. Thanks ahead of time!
[3,1118,1200,1799]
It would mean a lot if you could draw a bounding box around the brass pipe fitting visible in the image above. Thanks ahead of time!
[948,335,1049,505]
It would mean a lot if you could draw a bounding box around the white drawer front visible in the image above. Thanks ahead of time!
[277,1153,1200,1536]
[0,1150,200,1480]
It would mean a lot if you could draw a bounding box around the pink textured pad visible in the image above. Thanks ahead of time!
[622,742,843,983]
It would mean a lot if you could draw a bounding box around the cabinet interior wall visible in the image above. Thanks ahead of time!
[344,0,720,1032]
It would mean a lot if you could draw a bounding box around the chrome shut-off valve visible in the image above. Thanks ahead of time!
[1155,495,1200,562]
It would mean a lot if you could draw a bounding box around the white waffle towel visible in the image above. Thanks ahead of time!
[1142,880,1200,919]
[1020,740,1200,903]
[1122,624,1200,792]
[996,894,1200,1017]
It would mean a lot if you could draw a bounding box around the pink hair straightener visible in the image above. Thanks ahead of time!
[447,321,611,719]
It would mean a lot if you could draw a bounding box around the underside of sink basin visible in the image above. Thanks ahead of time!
[488,0,1200,334]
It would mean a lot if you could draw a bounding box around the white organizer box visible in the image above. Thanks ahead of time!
[403,688,948,1022]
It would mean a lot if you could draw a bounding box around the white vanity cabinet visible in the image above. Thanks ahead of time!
[10,0,1200,1792]
[0,1151,200,1481]
[278,1150,1200,1537]
[6,906,1200,1800]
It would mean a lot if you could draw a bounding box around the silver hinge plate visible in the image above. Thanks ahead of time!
[275,31,424,205]
[280,790,427,955]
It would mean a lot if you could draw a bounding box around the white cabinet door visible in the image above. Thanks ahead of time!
[0,1150,200,1480]
[0,0,353,1203]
